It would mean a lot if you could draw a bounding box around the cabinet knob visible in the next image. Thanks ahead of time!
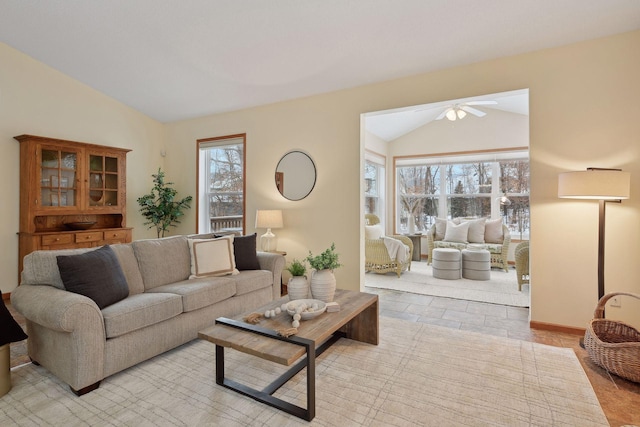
[55,238,60,241]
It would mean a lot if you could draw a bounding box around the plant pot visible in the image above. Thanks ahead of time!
[310,269,336,302]
[287,276,309,300]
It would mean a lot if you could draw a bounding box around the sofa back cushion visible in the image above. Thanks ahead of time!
[484,218,504,244]
[132,235,191,290]
[110,243,145,295]
[22,247,96,289]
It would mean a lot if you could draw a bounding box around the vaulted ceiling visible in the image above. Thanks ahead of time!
[1,1,639,123]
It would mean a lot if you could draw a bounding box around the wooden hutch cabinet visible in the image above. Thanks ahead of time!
[15,134,132,274]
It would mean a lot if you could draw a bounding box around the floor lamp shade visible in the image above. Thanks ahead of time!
[255,210,283,252]
[558,169,630,200]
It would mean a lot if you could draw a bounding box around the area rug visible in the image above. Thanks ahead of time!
[0,317,605,426]
[366,261,530,307]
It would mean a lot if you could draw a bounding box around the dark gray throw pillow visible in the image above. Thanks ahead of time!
[57,245,129,309]
[233,233,261,271]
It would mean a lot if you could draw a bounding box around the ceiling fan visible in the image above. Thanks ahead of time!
[434,100,498,121]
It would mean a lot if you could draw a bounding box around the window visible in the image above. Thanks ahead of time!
[365,151,385,220]
[395,150,529,239]
[197,135,245,234]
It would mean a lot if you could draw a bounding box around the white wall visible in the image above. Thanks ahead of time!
[4,30,640,329]
[0,42,166,293]
[165,30,640,328]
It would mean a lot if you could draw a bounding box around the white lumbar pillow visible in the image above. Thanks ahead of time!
[444,221,470,243]
[188,236,239,278]
[365,224,383,240]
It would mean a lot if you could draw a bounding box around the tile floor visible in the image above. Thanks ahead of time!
[7,291,640,426]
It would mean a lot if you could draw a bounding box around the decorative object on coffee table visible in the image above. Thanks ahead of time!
[0,291,28,397]
[306,243,342,302]
[285,259,309,300]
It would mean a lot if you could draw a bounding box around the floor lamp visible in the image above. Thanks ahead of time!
[558,168,631,346]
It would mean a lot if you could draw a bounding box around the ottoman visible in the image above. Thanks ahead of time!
[462,248,491,280]
[432,248,461,280]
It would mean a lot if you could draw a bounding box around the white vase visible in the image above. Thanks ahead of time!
[287,276,309,300]
[310,269,336,302]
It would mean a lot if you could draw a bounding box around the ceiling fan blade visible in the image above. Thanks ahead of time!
[465,100,497,106]
[435,108,451,120]
[461,106,486,117]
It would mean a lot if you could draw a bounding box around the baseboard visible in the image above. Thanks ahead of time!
[2,292,10,302]
[529,320,585,336]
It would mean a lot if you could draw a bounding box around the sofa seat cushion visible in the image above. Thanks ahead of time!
[483,243,503,254]
[146,278,236,312]
[433,241,467,251]
[231,270,273,296]
[102,293,183,338]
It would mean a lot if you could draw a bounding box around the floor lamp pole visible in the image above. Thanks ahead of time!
[597,199,606,302]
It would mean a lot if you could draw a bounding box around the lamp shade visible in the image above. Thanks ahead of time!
[558,169,630,200]
[255,209,283,229]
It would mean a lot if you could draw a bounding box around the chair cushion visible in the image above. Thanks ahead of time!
[101,293,183,338]
[56,245,129,309]
[365,224,383,240]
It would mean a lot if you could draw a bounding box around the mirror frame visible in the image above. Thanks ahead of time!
[275,150,317,201]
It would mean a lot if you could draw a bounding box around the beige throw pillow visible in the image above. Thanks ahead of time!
[365,224,383,240]
[444,221,470,243]
[484,218,504,244]
[434,218,448,241]
[462,218,487,243]
[188,236,239,279]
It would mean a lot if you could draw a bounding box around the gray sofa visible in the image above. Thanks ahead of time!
[11,234,284,395]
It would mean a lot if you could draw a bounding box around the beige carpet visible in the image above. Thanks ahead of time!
[366,261,530,307]
[1,317,605,426]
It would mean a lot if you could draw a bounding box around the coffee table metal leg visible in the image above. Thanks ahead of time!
[212,318,345,421]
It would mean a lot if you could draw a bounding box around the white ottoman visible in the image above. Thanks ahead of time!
[432,248,461,280]
[462,249,491,280]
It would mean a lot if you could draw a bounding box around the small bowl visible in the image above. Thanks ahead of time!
[286,299,327,320]
[64,221,97,230]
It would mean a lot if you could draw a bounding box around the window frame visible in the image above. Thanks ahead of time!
[393,148,529,237]
[196,134,246,234]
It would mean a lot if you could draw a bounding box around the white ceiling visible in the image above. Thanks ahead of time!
[1,1,639,123]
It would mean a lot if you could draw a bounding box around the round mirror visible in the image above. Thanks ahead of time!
[275,151,316,201]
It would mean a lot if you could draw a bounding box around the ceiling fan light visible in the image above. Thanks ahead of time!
[446,109,457,121]
[456,109,466,119]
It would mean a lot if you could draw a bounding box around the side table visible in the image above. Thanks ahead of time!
[270,250,287,295]
[406,234,422,261]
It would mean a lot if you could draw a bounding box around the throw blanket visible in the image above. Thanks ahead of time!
[382,236,409,264]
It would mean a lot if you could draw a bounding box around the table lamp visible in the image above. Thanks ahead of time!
[255,209,283,252]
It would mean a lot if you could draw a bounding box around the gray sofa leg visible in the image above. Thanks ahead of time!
[71,381,101,396]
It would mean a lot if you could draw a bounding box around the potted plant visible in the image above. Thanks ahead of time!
[137,168,193,238]
[306,243,342,302]
[285,259,309,300]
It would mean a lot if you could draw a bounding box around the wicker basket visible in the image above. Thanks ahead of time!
[583,292,640,383]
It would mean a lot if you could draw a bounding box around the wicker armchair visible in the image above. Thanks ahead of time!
[515,241,529,291]
[426,222,511,272]
[364,214,413,277]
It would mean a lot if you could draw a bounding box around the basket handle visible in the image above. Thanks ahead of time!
[593,292,640,319]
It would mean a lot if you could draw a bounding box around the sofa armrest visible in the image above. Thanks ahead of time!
[12,284,104,333]
[256,251,286,299]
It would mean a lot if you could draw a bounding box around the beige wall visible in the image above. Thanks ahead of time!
[0,42,166,293]
[166,30,640,328]
[4,30,639,329]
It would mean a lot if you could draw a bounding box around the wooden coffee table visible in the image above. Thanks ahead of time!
[198,289,378,421]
